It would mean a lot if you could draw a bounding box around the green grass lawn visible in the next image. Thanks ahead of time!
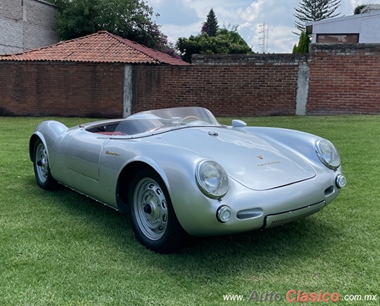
[0,115,379,305]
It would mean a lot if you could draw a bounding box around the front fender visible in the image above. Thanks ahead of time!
[236,126,326,169]
[29,121,68,169]
[120,143,205,201]
[114,142,213,231]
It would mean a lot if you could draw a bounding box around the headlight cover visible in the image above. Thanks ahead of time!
[196,161,229,198]
[315,139,341,170]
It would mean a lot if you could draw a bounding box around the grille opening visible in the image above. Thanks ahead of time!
[236,209,263,220]
[324,186,334,196]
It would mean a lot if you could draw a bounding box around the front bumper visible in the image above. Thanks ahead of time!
[264,200,325,228]
[173,171,345,236]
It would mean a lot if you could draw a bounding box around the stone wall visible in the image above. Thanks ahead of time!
[0,0,59,54]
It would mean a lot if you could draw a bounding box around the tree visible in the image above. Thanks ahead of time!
[176,26,253,63]
[354,4,367,14]
[46,0,170,52]
[176,10,252,63]
[294,0,341,34]
[201,9,219,37]
[293,31,311,53]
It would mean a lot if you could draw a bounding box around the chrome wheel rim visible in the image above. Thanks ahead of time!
[133,178,168,241]
[35,143,49,184]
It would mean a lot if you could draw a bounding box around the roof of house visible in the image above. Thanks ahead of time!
[0,30,189,65]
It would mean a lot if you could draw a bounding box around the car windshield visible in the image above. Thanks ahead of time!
[113,107,220,136]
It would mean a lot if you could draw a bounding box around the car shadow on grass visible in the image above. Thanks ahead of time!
[27,176,341,278]
[159,216,341,285]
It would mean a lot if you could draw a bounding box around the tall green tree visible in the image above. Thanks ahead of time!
[46,0,170,52]
[201,8,219,37]
[294,0,341,34]
[293,31,311,53]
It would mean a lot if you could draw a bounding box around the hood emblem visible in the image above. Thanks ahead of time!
[257,161,281,167]
[256,155,281,166]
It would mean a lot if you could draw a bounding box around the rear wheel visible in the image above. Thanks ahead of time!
[128,168,184,253]
[33,138,58,190]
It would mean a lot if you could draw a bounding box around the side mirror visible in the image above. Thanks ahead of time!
[231,119,247,127]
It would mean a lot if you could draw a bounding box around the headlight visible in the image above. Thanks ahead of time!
[196,160,229,198]
[315,139,341,170]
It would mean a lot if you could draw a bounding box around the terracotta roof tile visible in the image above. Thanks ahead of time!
[0,31,189,65]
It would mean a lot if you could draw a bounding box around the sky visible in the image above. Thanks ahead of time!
[147,0,380,53]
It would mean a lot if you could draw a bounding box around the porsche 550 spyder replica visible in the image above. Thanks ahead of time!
[30,107,346,253]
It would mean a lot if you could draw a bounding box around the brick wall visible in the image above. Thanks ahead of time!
[0,62,125,117]
[132,54,305,116]
[307,43,380,115]
[0,0,59,54]
[133,46,380,117]
[1,44,380,118]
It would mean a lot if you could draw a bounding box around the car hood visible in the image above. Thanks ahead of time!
[154,127,316,190]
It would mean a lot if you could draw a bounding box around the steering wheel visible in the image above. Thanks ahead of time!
[182,116,200,123]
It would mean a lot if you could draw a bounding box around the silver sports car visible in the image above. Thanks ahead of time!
[30,107,346,253]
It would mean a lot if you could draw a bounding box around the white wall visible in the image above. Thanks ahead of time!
[309,11,380,43]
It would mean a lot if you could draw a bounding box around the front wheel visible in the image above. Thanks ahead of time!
[33,138,58,190]
[128,168,184,253]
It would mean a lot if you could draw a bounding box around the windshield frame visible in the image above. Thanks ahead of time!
[111,107,221,138]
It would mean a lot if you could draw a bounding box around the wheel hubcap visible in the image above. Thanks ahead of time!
[134,178,168,241]
[36,143,49,183]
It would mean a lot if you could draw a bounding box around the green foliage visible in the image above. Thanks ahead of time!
[47,0,170,52]
[201,8,219,37]
[176,29,253,63]
[176,10,252,63]
[354,4,367,14]
[293,31,311,53]
[294,0,341,34]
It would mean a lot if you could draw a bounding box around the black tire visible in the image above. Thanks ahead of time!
[33,138,58,190]
[128,168,184,253]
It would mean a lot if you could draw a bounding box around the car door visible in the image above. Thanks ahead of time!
[64,130,108,181]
